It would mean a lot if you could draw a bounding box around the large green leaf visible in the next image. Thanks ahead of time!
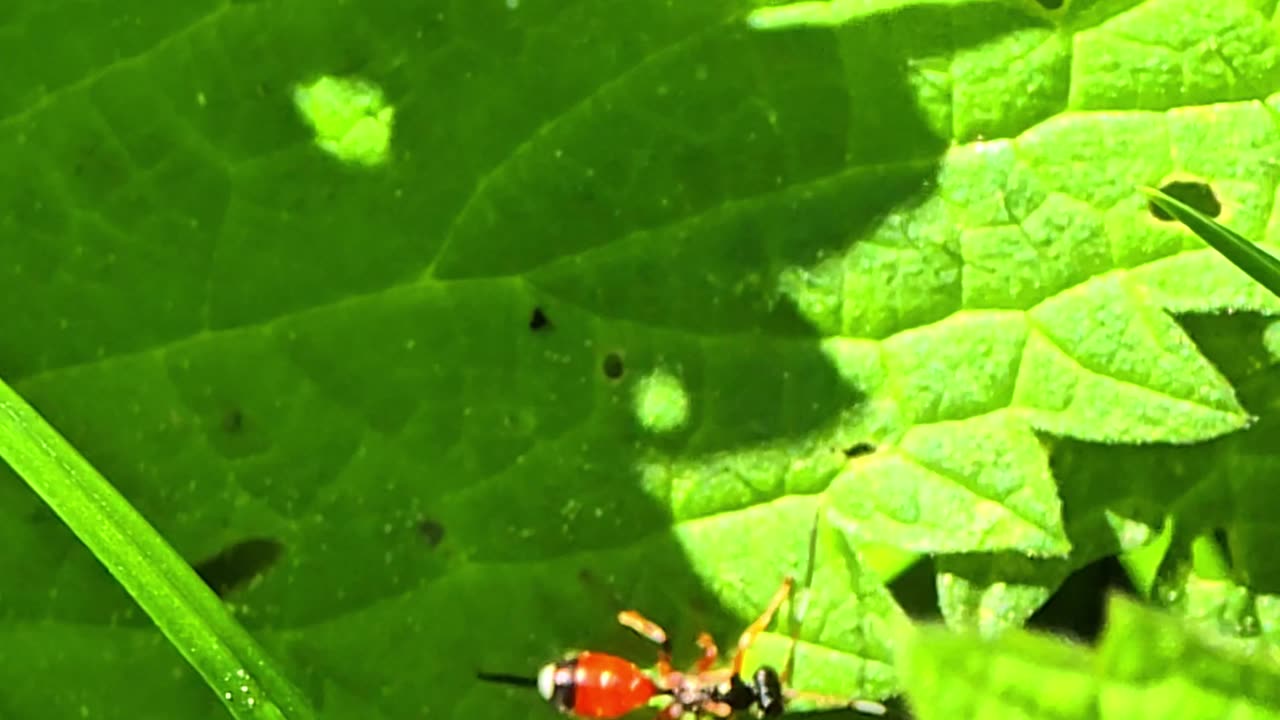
[901,595,1280,719]
[1,0,1276,717]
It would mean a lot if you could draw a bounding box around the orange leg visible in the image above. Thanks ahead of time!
[694,632,719,673]
[618,610,674,675]
[781,638,797,688]
[700,699,734,717]
[731,576,795,676]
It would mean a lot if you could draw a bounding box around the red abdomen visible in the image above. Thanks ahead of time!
[561,652,656,718]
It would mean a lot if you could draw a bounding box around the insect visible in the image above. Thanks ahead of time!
[479,576,888,719]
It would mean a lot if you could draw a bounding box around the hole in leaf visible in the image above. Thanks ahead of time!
[194,538,284,597]
[602,352,625,380]
[529,307,551,332]
[418,518,445,548]
[222,408,245,434]
[1149,180,1221,221]
[1027,555,1136,642]
[885,556,940,621]
[842,442,876,458]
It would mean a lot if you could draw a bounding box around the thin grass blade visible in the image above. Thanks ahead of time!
[1141,186,1280,300]
[0,377,315,720]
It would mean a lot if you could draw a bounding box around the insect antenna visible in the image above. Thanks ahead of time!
[476,671,539,688]
[781,507,825,685]
[779,507,892,718]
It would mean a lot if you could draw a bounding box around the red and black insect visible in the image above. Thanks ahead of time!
[479,576,887,719]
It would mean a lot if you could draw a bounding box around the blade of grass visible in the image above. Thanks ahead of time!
[0,376,315,720]
[1141,186,1280,300]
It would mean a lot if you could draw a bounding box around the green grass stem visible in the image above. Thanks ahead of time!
[0,376,315,720]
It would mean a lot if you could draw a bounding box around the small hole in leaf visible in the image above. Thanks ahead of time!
[529,307,551,332]
[194,538,284,597]
[842,442,876,458]
[418,518,445,548]
[1149,180,1222,221]
[222,408,245,433]
[602,352,625,380]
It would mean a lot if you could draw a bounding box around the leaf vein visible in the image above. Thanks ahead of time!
[0,2,234,130]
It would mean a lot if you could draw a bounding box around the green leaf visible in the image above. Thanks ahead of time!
[3,0,1278,716]
[935,551,1070,638]
[933,433,1167,636]
[740,510,907,704]
[0,377,311,719]
[1163,561,1269,652]
[899,618,1098,719]
[901,595,1280,720]
[1098,596,1280,717]
[826,411,1069,557]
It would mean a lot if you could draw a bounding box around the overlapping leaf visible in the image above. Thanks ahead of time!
[901,595,1280,719]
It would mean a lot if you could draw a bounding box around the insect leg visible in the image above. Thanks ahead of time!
[694,631,719,673]
[731,576,794,676]
[699,700,734,718]
[618,610,674,674]
[783,689,887,716]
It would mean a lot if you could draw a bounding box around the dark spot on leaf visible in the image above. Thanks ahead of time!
[602,352,624,380]
[576,180,601,206]
[1149,180,1221,221]
[1034,0,1063,8]
[73,145,97,177]
[529,307,551,332]
[222,408,244,433]
[194,538,284,597]
[842,442,876,458]
[418,519,445,548]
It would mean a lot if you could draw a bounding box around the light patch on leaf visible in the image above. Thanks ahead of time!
[744,0,885,30]
[632,369,690,433]
[293,75,395,167]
